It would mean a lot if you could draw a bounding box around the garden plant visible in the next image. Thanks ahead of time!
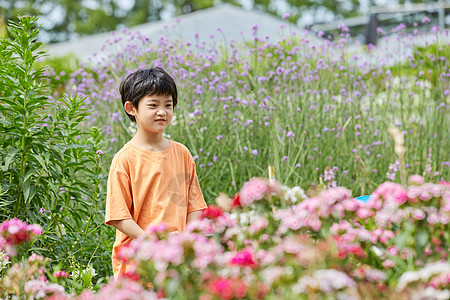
[0,13,449,299]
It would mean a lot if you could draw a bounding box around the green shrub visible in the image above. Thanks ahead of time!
[0,15,112,290]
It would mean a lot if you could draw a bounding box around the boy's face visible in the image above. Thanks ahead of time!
[126,94,173,135]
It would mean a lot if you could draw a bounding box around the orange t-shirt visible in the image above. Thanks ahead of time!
[105,141,207,278]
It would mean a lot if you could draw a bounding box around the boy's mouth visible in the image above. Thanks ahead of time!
[155,118,166,122]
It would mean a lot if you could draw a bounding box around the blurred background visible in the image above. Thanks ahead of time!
[1,0,450,44]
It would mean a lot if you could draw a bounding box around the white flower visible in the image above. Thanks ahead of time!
[397,271,422,291]
[282,185,307,203]
[0,251,10,271]
[84,264,97,277]
[397,262,450,291]
[412,287,450,300]
[419,262,450,281]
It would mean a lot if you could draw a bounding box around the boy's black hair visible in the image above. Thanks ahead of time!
[119,67,178,122]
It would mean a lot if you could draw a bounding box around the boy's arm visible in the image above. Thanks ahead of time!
[187,210,203,224]
[109,219,146,239]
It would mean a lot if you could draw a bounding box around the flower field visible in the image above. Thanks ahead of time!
[66,19,449,198]
[0,14,449,299]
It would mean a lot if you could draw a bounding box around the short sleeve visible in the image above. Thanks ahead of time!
[187,158,207,214]
[105,169,133,225]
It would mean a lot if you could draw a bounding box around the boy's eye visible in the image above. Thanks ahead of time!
[148,104,157,108]
[166,104,173,108]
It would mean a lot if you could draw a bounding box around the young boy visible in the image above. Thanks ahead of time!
[105,67,207,279]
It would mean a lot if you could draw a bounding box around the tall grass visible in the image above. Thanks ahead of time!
[66,24,449,201]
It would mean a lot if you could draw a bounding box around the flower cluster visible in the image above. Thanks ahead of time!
[100,177,449,299]
[0,218,43,256]
[1,176,448,299]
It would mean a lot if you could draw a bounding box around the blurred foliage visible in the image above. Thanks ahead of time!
[34,53,81,96]
[1,0,444,43]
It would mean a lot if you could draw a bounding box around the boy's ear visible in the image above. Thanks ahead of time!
[124,101,136,116]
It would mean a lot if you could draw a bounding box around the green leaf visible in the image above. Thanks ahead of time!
[34,154,49,171]
[2,148,20,171]
[23,168,37,183]
[415,228,429,249]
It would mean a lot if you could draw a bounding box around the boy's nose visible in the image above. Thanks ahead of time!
[156,110,166,116]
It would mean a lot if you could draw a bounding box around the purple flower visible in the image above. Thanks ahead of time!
[282,13,290,20]
[216,135,223,140]
[338,23,349,32]
[213,156,218,162]
[421,16,431,24]
[286,131,295,138]
[431,26,440,33]
[282,156,288,161]
[252,149,258,156]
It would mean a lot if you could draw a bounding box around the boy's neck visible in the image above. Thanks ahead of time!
[130,131,169,152]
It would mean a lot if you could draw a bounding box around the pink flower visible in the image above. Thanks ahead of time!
[382,259,396,268]
[249,217,269,234]
[380,230,394,243]
[357,207,372,219]
[371,182,407,206]
[145,223,168,234]
[239,177,269,206]
[419,190,432,201]
[408,175,424,185]
[229,249,257,268]
[0,218,42,246]
[412,209,425,220]
[28,253,44,262]
[53,270,69,278]
[342,199,359,211]
[407,185,421,201]
[387,246,398,256]
[27,224,43,236]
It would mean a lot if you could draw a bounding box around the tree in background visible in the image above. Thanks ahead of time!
[0,0,444,42]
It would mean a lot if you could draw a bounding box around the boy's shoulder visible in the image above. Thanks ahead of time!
[170,140,191,153]
[110,143,135,167]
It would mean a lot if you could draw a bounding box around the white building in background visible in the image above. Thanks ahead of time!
[45,4,318,62]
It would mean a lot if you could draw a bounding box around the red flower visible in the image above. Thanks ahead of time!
[210,278,234,299]
[231,193,241,208]
[349,245,367,258]
[121,271,140,282]
[208,277,248,300]
[201,205,224,219]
